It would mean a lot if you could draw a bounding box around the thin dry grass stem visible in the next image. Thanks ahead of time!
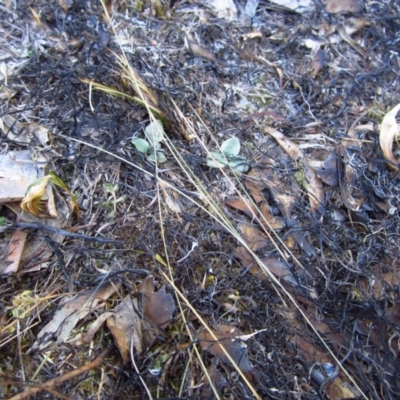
[99,0,165,127]
[154,161,221,396]
[178,346,196,397]
[130,336,153,400]
[158,269,260,400]
[30,353,51,382]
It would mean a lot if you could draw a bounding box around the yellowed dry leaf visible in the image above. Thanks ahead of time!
[379,103,400,170]
[20,175,51,217]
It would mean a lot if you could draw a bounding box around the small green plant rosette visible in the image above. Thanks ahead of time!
[206,137,250,172]
[132,120,167,163]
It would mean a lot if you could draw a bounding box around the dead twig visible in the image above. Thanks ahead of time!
[7,347,113,400]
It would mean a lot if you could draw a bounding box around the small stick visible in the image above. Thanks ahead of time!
[7,347,113,400]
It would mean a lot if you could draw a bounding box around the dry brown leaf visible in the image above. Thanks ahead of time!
[138,276,176,350]
[260,257,297,284]
[259,202,285,230]
[264,126,324,216]
[244,174,265,203]
[237,223,268,251]
[379,103,400,170]
[324,0,361,14]
[234,246,254,269]
[324,377,360,400]
[3,229,28,275]
[107,296,142,362]
[1,202,70,274]
[185,34,218,62]
[30,281,121,352]
[199,324,253,373]
[295,335,358,399]
[295,335,330,364]
[225,197,258,217]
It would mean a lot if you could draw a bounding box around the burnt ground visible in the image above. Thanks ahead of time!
[0,0,400,399]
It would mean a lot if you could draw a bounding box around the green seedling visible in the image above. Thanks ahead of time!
[131,119,167,163]
[102,182,126,218]
[206,137,250,173]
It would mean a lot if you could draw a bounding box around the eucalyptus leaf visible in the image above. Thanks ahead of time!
[221,137,240,157]
[132,138,150,153]
[144,119,164,144]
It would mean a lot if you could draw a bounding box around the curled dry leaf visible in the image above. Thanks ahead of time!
[379,103,400,171]
[199,324,253,373]
[30,281,121,352]
[21,171,80,219]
